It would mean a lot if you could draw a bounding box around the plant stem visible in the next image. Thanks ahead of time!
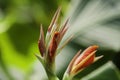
[44,59,59,80]
[62,73,72,80]
[45,68,59,80]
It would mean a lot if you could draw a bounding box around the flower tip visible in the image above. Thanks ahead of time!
[54,31,60,39]
[92,45,99,49]
[57,6,61,12]
[94,55,103,62]
[55,31,59,35]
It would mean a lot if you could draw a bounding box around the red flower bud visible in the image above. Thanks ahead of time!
[67,45,103,76]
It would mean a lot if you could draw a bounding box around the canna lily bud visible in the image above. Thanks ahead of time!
[67,45,103,76]
[37,7,73,80]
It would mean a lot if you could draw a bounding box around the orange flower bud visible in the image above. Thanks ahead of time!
[67,45,103,76]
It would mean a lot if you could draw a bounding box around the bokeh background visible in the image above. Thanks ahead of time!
[0,0,120,80]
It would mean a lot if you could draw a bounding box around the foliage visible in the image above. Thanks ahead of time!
[0,0,120,80]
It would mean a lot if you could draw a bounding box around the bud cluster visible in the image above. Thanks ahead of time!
[36,8,103,80]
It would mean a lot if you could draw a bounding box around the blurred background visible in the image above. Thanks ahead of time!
[0,0,120,80]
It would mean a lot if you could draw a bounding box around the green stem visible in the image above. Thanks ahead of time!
[36,54,59,80]
[44,59,59,80]
[62,73,73,80]
[45,68,59,80]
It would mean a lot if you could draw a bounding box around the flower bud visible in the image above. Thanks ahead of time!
[67,45,103,76]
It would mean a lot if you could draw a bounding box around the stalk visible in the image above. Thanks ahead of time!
[62,73,72,80]
[44,59,59,80]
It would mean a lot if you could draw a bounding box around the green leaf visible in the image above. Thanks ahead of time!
[0,33,36,71]
[81,61,120,80]
[63,0,120,51]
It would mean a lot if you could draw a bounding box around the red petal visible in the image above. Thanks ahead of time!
[48,32,60,60]
[38,25,46,57]
[73,45,98,70]
[48,7,61,32]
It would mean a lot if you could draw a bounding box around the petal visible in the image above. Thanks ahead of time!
[71,50,97,74]
[58,19,69,43]
[38,25,46,57]
[48,7,61,33]
[48,32,60,59]
[45,7,61,47]
[60,18,69,33]
[74,45,98,65]
[57,35,73,55]
[94,55,103,62]
[67,50,81,73]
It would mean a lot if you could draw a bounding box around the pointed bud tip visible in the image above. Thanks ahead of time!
[40,25,43,33]
[94,55,103,62]
[48,7,61,32]
[40,24,42,28]
[92,45,99,49]
[55,31,59,34]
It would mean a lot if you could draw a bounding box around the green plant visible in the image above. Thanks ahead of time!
[0,0,120,80]
[36,8,102,80]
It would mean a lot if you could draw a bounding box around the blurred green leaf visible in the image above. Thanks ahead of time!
[81,61,120,80]
[57,1,120,78]
[57,43,117,79]
[0,0,120,79]
[63,0,120,51]
[0,33,36,71]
